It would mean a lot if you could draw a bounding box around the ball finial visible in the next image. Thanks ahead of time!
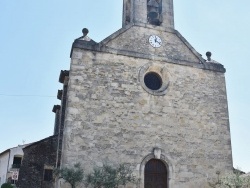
[82,28,89,37]
[206,51,212,61]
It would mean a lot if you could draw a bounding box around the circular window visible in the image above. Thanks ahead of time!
[144,72,162,90]
[139,63,170,96]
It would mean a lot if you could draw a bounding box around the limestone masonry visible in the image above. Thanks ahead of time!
[59,0,233,187]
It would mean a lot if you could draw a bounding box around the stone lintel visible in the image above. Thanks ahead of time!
[59,70,69,84]
[44,165,54,169]
[52,105,61,113]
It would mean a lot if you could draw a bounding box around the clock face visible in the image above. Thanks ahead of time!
[149,35,162,48]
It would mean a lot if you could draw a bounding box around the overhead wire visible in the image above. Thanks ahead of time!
[0,94,56,98]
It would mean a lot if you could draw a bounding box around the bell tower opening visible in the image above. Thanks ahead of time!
[124,0,131,25]
[144,159,168,188]
[123,0,174,28]
[147,0,162,26]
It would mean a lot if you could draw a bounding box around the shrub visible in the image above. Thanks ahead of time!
[208,170,250,188]
[1,183,14,188]
[85,163,137,188]
[54,163,84,188]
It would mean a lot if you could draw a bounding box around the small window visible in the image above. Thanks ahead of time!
[44,169,53,181]
[12,156,22,168]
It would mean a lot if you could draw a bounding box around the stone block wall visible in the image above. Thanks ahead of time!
[61,45,232,187]
[17,135,57,188]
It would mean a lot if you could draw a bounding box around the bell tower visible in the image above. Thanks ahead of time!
[123,0,174,28]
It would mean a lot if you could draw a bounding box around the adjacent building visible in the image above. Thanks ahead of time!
[17,136,57,188]
[0,145,27,187]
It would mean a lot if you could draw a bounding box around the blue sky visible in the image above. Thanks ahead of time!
[0,0,249,172]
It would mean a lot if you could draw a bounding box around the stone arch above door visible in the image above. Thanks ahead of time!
[139,148,174,188]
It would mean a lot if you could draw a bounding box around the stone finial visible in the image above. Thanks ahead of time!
[206,51,212,61]
[76,28,91,41]
[82,28,89,37]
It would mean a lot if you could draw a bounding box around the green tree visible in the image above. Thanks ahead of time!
[85,163,137,188]
[1,183,14,188]
[54,163,84,188]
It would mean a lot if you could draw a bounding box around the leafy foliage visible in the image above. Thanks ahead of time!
[85,163,137,188]
[1,183,14,188]
[208,170,250,188]
[54,163,84,188]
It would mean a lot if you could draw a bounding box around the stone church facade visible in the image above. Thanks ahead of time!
[59,0,233,187]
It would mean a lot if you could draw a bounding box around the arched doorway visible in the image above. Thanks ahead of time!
[144,159,168,188]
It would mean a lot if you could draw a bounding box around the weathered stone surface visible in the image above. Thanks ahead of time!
[60,1,232,187]
[17,136,57,188]
[104,26,199,64]
[61,43,232,187]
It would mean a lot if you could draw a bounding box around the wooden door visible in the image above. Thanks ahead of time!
[144,159,168,188]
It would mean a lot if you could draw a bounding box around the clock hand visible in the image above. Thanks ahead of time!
[155,38,161,44]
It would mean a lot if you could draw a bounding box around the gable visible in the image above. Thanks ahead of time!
[71,24,225,73]
[99,24,204,65]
